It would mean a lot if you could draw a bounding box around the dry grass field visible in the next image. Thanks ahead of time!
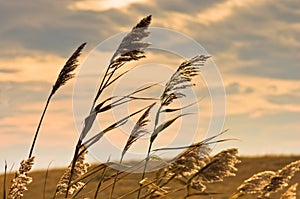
[1,156,299,198]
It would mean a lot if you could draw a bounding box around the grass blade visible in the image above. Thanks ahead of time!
[43,161,53,199]
[150,113,191,143]
[83,105,152,149]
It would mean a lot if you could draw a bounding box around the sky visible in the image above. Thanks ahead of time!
[0,0,299,169]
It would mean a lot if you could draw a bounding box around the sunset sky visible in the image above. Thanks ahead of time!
[0,0,299,169]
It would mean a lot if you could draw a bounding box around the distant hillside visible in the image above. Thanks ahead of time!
[1,156,300,198]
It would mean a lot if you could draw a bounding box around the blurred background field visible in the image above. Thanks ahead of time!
[1,155,299,198]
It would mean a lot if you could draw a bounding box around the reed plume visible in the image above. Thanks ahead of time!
[8,157,35,199]
[231,171,275,198]
[93,15,152,106]
[121,102,155,162]
[138,55,211,199]
[51,43,86,95]
[110,15,151,64]
[66,16,152,197]
[141,147,239,198]
[28,43,86,158]
[160,55,210,106]
[166,144,211,178]
[195,148,240,183]
[188,148,239,194]
[54,147,90,196]
[259,160,300,198]
[232,159,300,198]
[280,183,298,199]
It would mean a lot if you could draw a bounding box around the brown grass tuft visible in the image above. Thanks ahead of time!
[55,148,89,196]
[8,157,35,199]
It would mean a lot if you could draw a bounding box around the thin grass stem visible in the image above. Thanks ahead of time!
[28,93,53,158]
[3,160,7,199]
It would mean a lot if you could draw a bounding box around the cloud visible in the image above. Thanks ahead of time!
[195,0,267,25]
[226,82,254,95]
[0,68,18,74]
[0,80,74,119]
[0,1,119,57]
[222,74,300,117]
[1,0,298,81]
[140,0,300,80]
[267,93,300,105]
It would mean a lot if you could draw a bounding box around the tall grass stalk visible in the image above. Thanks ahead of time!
[3,161,7,199]
[65,15,152,198]
[43,161,52,199]
[137,55,211,199]
[28,43,86,158]
[110,103,155,198]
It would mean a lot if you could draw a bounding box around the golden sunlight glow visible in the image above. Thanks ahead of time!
[196,0,267,25]
[68,0,147,11]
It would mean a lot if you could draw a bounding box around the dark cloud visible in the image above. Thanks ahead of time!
[267,93,300,105]
[151,0,223,13]
[0,0,299,84]
[0,68,18,74]
[0,1,136,57]
[225,2,300,80]
[226,82,254,95]
[180,1,300,80]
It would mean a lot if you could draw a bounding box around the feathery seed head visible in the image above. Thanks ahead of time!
[121,103,155,160]
[51,42,86,95]
[260,160,300,198]
[166,144,211,178]
[280,183,298,199]
[233,159,300,198]
[233,171,275,198]
[55,148,90,196]
[8,157,35,199]
[194,148,240,184]
[161,55,210,106]
[110,15,151,64]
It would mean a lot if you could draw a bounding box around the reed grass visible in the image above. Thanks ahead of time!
[8,157,34,199]
[281,183,298,199]
[28,43,86,159]
[2,15,300,199]
[232,160,300,198]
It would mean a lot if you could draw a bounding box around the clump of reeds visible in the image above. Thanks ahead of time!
[7,157,35,199]
[64,15,153,198]
[137,143,240,198]
[4,42,86,199]
[137,55,211,193]
[166,144,211,178]
[54,147,90,197]
[6,15,299,199]
[231,160,300,198]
